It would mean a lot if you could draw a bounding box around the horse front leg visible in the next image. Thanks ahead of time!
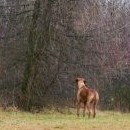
[83,102,87,117]
[77,101,80,117]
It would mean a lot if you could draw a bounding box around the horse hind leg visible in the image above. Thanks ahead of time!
[93,102,97,118]
[87,102,91,118]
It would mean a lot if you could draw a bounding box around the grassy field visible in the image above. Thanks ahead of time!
[0,109,130,130]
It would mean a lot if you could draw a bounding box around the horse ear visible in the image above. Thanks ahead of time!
[84,79,86,84]
[75,78,79,82]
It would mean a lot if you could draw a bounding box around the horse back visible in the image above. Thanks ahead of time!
[78,87,99,103]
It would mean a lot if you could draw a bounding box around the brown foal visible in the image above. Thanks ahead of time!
[75,77,99,118]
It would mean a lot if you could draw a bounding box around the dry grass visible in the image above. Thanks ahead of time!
[0,109,130,130]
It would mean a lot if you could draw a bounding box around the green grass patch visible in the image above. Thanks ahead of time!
[0,110,130,130]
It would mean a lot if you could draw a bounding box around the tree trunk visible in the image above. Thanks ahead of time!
[21,0,41,111]
[21,0,53,111]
